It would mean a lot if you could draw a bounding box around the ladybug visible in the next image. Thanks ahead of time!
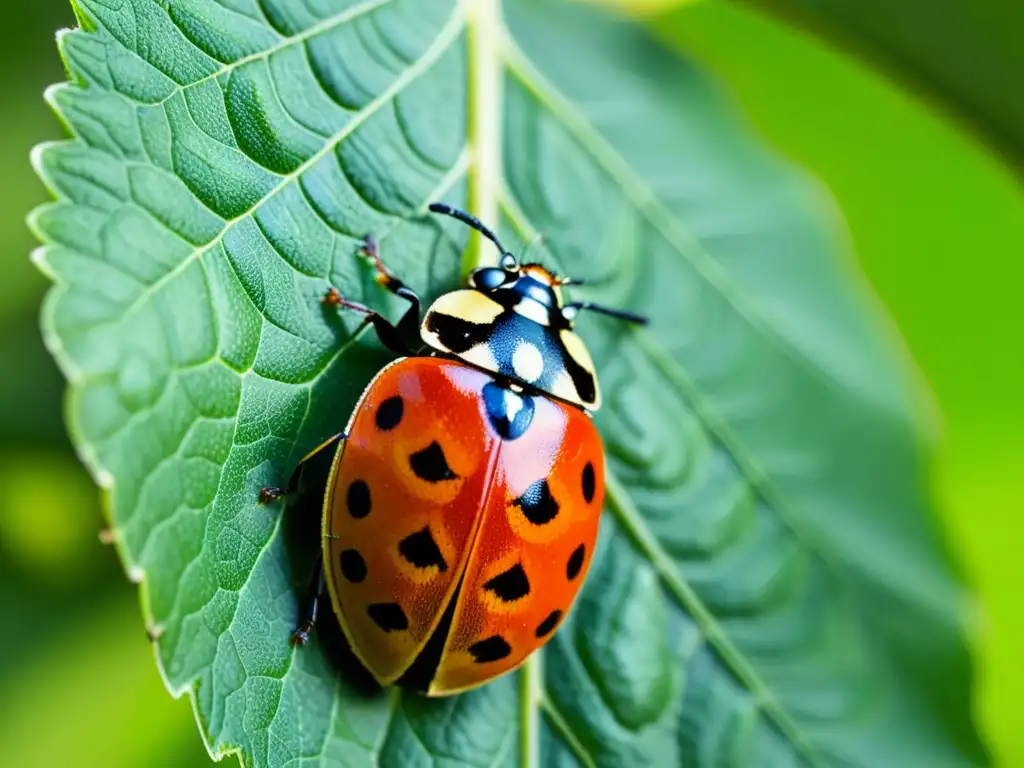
[260,203,646,696]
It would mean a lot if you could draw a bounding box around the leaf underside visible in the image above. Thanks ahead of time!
[31,0,986,766]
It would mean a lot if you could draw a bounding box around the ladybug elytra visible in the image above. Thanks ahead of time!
[261,203,646,696]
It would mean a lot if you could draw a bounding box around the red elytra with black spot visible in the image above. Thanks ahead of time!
[324,357,602,695]
[264,204,646,696]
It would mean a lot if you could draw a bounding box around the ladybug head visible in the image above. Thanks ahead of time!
[422,203,647,410]
[428,203,645,330]
[467,261,570,330]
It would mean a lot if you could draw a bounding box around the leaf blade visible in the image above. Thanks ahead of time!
[31,0,986,766]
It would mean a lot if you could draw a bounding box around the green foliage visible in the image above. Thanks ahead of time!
[745,0,1024,173]
[30,0,987,766]
[655,3,1024,764]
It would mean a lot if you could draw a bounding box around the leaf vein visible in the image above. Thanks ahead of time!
[540,694,597,768]
[116,5,467,324]
[147,0,396,108]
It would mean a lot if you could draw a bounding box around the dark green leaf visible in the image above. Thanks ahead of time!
[30,0,986,766]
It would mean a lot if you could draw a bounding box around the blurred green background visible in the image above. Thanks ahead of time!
[1,1,1020,766]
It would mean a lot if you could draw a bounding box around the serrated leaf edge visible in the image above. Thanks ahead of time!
[29,1,475,766]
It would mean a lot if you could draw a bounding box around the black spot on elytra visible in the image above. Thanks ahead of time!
[567,544,586,581]
[398,526,448,572]
[582,462,596,503]
[535,609,562,638]
[339,549,367,583]
[468,635,512,663]
[410,441,458,482]
[514,479,559,525]
[483,563,530,602]
[367,602,408,632]
[375,396,404,431]
[426,312,493,353]
[347,480,371,519]
[482,381,535,440]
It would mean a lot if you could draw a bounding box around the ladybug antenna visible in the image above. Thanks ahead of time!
[563,302,648,326]
[429,203,517,269]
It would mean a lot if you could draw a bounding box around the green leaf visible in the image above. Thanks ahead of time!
[30,0,987,766]
[738,0,1024,174]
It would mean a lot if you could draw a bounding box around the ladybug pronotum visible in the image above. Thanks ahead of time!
[260,203,647,696]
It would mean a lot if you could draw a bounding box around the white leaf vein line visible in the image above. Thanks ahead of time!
[113,150,470,691]
[150,0,395,107]
[119,2,468,322]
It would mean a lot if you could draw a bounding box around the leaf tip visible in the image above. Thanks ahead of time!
[28,141,65,195]
[28,247,54,280]
[54,27,81,82]
[54,26,76,45]
[42,82,65,113]
[26,204,46,242]
[28,141,50,179]
[29,141,74,209]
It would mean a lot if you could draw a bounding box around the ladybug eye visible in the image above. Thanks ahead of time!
[472,267,512,291]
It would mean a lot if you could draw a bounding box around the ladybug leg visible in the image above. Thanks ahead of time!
[359,234,423,346]
[259,485,290,504]
[259,432,345,504]
[291,558,326,646]
[323,235,425,353]
[322,287,413,355]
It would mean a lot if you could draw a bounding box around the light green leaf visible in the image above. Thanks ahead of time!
[738,0,1024,173]
[31,0,986,766]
